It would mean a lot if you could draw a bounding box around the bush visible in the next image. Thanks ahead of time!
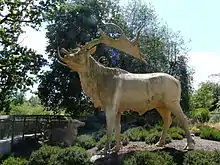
[183,150,220,165]
[2,157,27,165]
[123,127,148,141]
[28,145,60,165]
[10,102,53,115]
[199,125,220,141]
[168,127,185,140]
[76,134,97,149]
[97,134,129,150]
[145,131,172,144]
[123,126,183,144]
[191,108,210,123]
[189,125,201,136]
[91,129,106,142]
[209,110,220,123]
[28,145,93,165]
[122,150,176,165]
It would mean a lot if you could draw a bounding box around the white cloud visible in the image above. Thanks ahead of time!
[18,26,48,59]
[188,52,220,90]
[18,26,49,99]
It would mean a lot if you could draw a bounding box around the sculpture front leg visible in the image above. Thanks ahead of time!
[103,107,116,154]
[110,112,122,153]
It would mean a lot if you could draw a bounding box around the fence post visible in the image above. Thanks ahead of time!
[22,116,26,140]
[35,116,38,139]
[11,115,15,150]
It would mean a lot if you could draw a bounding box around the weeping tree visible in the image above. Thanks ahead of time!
[38,0,193,117]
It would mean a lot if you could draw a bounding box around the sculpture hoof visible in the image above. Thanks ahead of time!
[155,141,165,147]
[183,143,195,150]
[110,144,123,153]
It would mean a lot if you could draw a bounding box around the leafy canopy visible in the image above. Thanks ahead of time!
[38,0,193,116]
[0,0,57,113]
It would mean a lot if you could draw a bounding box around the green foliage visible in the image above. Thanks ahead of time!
[38,0,193,115]
[0,0,57,113]
[199,125,220,141]
[190,81,220,111]
[122,150,176,165]
[121,0,193,113]
[76,134,97,149]
[28,145,92,165]
[28,145,60,165]
[145,131,172,144]
[209,110,220,123]
[97,134,129,150]
[183,150,220,165]
[123,126,184,144]
[7,101,51,115]
[38,0,121,116]
[168,126,185,140]
[190,108,210,123]
[123,127,148,141]
[1,157,27,165]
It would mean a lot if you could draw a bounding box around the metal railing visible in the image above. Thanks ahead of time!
[0,115,72,147]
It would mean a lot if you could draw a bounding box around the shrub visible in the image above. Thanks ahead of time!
[97,134,129,150]
[50,146,92,165]
[189,125,201,136]
[209,110,220,123]
[28,145,92,165]
[145,131,172,144]
[92,129,106,142]
[191,108,210,123]
[2,157,27,165]
[183,150,220,165]
[123,126,181,144]
[76,134,97,149]
[28,145,60,165]
[168,126,185,140]
[123,127,148,141]
[122,150,176,165]
[10,102,53,115]
[199,125,220,141]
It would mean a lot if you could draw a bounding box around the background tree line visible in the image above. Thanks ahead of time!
[1,0,219,120]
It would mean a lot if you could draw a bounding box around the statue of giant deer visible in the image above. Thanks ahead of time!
[57,23,195,154]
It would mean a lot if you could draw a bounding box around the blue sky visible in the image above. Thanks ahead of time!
[139,0,220,53]
[120,0,220,87]
[19,0,220,98]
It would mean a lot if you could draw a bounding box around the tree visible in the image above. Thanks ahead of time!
[38,0,121,117]
[190,81,220,111]
[38,0,193,116]
[0,0,57,113]
[119,0,193,112]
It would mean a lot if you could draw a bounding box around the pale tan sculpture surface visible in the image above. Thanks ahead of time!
[58,24,195,154]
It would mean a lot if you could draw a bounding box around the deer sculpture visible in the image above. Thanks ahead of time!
[57,23,195,154]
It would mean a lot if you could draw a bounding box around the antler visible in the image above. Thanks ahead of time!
[57,47,67,66]
[85,23,147,63]
[57,47,81,66]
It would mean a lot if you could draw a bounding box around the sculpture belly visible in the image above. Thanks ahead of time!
[116,78,159,111]
[119,87,151,110]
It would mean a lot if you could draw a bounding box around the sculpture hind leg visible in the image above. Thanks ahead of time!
[156,107,172,147]
[165,102,195,150]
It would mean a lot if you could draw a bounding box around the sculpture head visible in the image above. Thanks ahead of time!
[58,45,97,72]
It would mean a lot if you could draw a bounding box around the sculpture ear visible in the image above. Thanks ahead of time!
[89,46,97,54]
